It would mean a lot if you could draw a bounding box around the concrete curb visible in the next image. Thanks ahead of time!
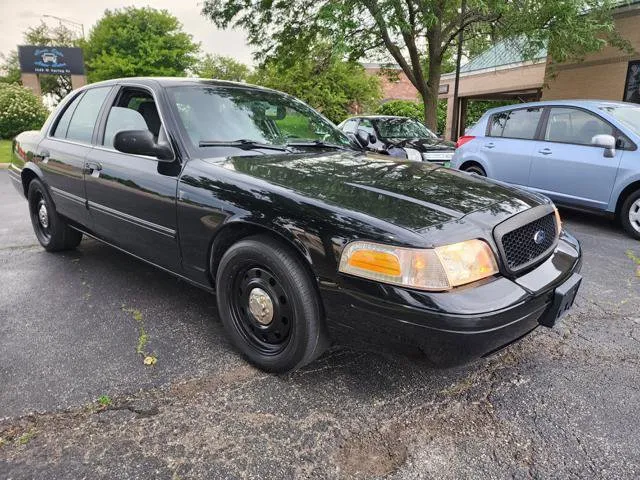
[0,163,9,169]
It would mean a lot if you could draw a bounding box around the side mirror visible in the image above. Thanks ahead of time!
[114,130,174,162]
[592,134,616,158]
[356,128,377,147]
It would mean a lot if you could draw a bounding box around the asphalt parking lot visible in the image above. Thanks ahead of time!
[1,172,639,479]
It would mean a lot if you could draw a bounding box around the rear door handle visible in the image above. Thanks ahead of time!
[484,143,495,149]
[84,161,103,174]
[539,148,552,155]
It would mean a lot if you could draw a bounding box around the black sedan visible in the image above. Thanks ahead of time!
[8,78,582,373]
[338,115,456,164]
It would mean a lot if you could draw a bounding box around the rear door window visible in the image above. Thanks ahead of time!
[544,107,614,146]
[65,87,111,144]
[489,108,542,140]
[52,92,85,139]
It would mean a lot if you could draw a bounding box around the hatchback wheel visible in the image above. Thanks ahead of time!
[27,178,82,251]
[621,190,640,240]
[215,235,329,373]
[463,164,486,176]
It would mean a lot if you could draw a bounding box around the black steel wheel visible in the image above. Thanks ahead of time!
[216,235,329,373]
[231,266,293,355]
[27,178,82,252]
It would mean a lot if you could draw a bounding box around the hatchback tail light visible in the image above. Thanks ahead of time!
[455,135,475,149]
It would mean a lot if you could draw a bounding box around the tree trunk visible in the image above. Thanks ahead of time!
[422,51,442,132]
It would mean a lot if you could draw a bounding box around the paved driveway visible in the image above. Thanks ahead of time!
[1,172,639,479]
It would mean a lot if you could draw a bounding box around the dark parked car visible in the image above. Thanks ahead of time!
[337,115,456,165]
[8,78,582,373]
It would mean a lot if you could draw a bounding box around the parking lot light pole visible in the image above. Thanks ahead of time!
[450,0,466,142]
[42,14,85,39]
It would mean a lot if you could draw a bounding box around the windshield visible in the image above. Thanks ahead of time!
[373,118,437,139]
[167,85,352,149]
[599,104,640,137]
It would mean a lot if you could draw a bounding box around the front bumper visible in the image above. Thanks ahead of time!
[320,231,582,366]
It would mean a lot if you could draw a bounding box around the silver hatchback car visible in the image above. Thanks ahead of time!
[451,100,640,239]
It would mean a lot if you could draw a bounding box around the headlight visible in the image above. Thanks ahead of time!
[404,147,422,161]
[338,239,499,291]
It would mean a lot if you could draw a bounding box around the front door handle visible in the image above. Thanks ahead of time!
[84,161,103,174]
[539,148,552,155]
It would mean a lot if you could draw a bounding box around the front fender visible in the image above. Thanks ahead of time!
[610,175,640,213]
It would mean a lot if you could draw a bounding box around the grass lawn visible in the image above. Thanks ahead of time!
[0,139,11,163]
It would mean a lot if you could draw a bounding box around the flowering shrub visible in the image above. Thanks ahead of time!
[0,84,49,139]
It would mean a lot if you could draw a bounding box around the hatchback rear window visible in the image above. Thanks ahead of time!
[488,108,542,140]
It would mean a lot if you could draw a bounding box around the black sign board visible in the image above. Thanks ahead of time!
[18,45,85,75]
[623,60,640,104]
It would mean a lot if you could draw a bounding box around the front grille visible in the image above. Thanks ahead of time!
[500,213,557,271]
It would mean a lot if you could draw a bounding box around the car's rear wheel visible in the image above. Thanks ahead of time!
[27,178,82,251]
[463,163,486,176]
[215,235,329,373]
[621,190,640,240]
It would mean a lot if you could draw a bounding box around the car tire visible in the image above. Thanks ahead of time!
[215,235,330,373]
[27,178,83,252]
[463,164,486,176]
[620,190,640,240]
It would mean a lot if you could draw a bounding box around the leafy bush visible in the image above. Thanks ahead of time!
[0,84,48,139]
[377,99,519,135]
[375,99,447,134]
[376,99,424,120]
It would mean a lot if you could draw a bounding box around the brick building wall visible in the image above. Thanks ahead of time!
[363,65,419,101]
[543,9,640,102]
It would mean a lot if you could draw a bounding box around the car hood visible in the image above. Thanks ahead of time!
[207,151,542,231]
[382,137,455,151]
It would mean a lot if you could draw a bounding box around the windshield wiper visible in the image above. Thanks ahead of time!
[286,140,350,151]
[198,139,290,151]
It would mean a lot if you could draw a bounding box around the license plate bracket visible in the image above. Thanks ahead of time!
[539,273,582,328]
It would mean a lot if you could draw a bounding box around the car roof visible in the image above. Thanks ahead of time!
[483,99,635,116]
[83,76,284,94]
[344,115,418,121]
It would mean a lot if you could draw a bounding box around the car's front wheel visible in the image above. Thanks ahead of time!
[463,163,486,176]
[621,190,640,240]
[215,235,329,373]
[27,178,82,251]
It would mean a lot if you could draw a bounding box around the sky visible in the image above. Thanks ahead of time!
[0,0,254,64]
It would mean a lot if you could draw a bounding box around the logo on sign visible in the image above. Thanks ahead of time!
[34,48,67,69]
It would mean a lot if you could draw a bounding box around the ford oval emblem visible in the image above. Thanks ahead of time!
[533,230,546,245]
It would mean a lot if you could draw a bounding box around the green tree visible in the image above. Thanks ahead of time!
[202,0,628,131]
[0,22,79,100]
[194,53,251,81]
[250,45,381,124]
[83,7,200,82]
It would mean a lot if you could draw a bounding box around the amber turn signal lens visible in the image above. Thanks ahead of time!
[338,239,498,291]
[347,249,401,276]
[554,206,562,232]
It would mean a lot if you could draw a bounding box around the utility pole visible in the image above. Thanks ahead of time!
[450,0,466,142]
